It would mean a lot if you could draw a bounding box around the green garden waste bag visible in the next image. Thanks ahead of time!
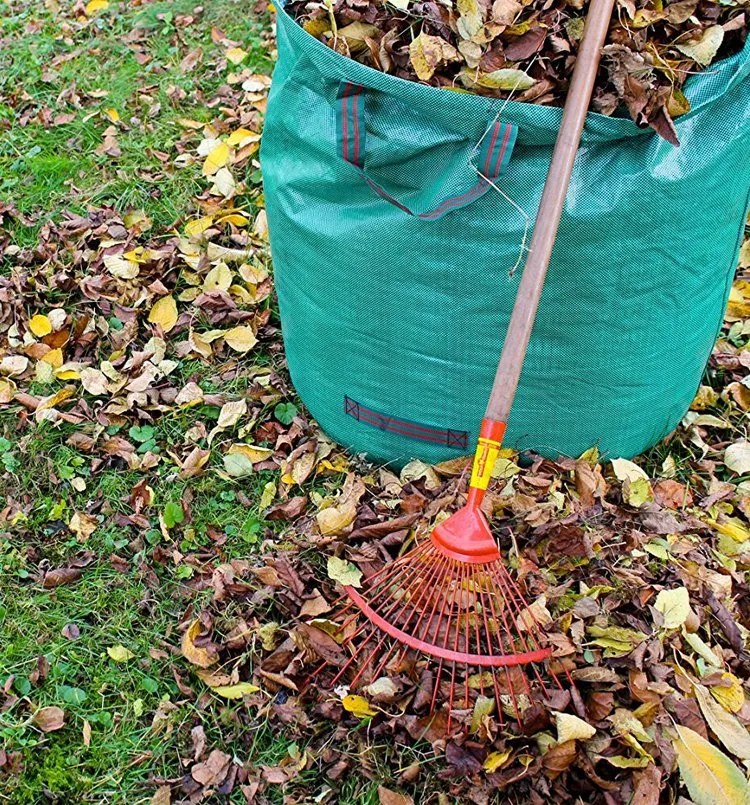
[261,1,750,465]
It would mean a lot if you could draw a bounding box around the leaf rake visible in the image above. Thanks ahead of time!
[309,0,616,729]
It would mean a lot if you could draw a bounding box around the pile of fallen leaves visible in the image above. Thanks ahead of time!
[288,0,747,141]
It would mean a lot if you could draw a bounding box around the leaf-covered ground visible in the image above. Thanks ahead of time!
[1,1,750,804]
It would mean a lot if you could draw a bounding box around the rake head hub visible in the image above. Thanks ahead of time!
[430,501,501,564]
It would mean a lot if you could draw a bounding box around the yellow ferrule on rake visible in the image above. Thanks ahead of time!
[469,437,502,491]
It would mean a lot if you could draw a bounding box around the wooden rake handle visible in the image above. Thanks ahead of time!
[484,0,616,425]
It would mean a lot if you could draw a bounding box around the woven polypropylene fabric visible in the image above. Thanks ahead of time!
[261,2,750,466]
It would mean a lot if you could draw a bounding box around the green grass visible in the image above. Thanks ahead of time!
[0,1,297,798]
[0,0,273,246]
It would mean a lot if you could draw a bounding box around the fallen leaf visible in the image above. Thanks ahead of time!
[710,673,745,714]
[191,749,232,786]
[555,712,597,743]
[378,786,414,805]
[224,325,258,353]
[342,694,377,718]
[470,695,495,734]
[217,399,247,428]
[181,619,218,668]
[672,724,750,805]
[148,295,178,333]
[483,749,512,772]
[654,587,690,629]
[43,567,83,588]
[694,683,750,760]
[676,25,724,66]
[79,367,109,397]
[400,460,441,490]
[326,556,362,588]
[724,441,750,475]
[29,314,52,337]
[33,706,65,732]
[84,0,108,13]
[107,645,135,662]
[225,46,248,64]
[203,263,233,293]
[69,512,97,540]
[611,458,649,482]
[202,141,230,176]
[476,68,536,90]
[210,682,260,699]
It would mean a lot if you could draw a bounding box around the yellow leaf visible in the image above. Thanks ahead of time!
[224,325,258,353]
[210,682,260,699]
[104,253,140,279]
[326,556,362,588]
[342,694,377,718]
[471,695,495,734]
[409,32,459,81]
[624,476,654,507]
[185,216,214,237]
[148,295,178,333]
[710,673,746,714]
[555,712,597,743]
[181,619,217,668]
[672,724,750,805]
[707,516,750,543]
[259,480,276,509]
[225,47,248,64]
[69,511,97,540]
[227,443,274,464]
[203,263,233,293]
[611,458,649,482]
[226,128,258,147]
[694,684,750,760]
[654,587,690,629]
[107,645,135,662]
[29,314,52,337]
[42,348,64,369]
[55,363,82,380]
[104,108,119,122]
[317,501,357,536]
[85,0,109,13]
[202,141,230,176]
[218,213,249,227]
[483,750,512,772]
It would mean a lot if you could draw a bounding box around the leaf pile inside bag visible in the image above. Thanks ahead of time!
[288,0,747,142]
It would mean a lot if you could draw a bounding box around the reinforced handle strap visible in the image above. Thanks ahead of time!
[336,82,517,220]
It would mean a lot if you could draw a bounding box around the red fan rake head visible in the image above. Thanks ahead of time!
[309,490,566,731]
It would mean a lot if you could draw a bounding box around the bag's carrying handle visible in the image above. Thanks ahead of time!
[336,82,518,220]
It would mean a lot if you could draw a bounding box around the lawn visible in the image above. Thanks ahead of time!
[2,1,750,804]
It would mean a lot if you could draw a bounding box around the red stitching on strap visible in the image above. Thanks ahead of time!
[352,89,361,166]
[483,123,501,178]
[420,179,486,219]
[490,124,512,179]
[341,84,352,163]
